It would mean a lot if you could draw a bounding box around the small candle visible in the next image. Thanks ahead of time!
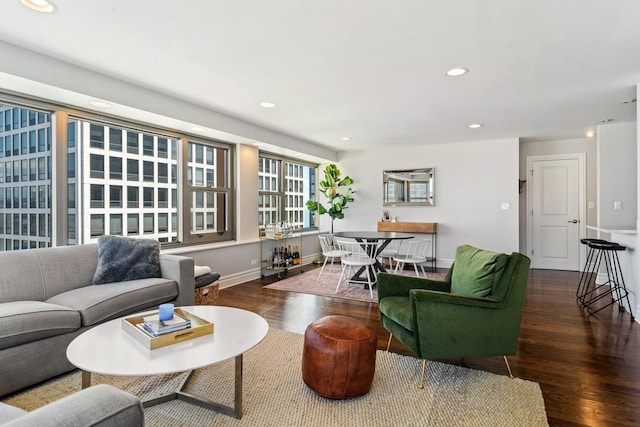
[158,303,174,321]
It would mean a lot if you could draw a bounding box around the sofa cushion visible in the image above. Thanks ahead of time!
[93,236,161,285]
[36,245,99,299]
[451,245,509,298]
[1,384,144,427]
[47,278,178,326]
[0,251,46,303]
[0,301,81,350]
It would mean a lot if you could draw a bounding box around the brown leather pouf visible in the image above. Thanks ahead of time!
[302,315,377,399]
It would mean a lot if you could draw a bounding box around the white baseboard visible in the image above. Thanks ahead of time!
[218,268,260,289]
[218,253,320,289]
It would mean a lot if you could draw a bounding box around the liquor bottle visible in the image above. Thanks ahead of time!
[272,246,278,269]
[287,245,293,266]
[294,245,301,265]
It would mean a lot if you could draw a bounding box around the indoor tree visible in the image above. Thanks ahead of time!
[306,163,355,234]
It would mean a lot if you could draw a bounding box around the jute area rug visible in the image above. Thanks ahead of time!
[264,266,446,303]
[3,328,548,426]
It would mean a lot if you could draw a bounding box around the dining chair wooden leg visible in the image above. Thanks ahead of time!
[386,334,393,351]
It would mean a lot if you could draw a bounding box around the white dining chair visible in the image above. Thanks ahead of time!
[335,238,378,298]
[393,239,432,277]
[317,234,347,281]
[377,239,401,270]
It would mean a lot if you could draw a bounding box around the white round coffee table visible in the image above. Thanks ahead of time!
[66,305,268,419]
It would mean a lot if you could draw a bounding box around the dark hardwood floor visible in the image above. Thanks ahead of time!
[218,265,640,427]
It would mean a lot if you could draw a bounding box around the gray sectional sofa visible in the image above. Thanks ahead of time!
[0,243,195,397]
[0,384,144,427]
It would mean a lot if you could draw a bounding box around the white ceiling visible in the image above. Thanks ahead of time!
[1,0,639,152]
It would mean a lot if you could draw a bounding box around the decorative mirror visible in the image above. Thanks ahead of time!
[383,168,435,206]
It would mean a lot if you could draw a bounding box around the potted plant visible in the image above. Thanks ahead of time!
[306,164,355,234]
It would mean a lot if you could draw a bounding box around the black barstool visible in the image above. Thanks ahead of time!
[576,238,609,302]
[580,240,634,320]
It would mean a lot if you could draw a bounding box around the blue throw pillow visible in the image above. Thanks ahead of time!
[92,236,161,285]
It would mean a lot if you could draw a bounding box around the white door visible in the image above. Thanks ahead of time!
[527,155,584,270]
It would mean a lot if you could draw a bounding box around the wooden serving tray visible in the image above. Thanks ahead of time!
[122,308,214,350]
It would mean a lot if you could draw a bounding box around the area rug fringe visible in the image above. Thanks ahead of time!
[3,328,548,426]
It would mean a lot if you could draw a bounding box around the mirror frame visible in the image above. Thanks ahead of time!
[383,168,435,207]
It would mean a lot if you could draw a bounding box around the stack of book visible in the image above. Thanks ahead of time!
[139,313,191,337]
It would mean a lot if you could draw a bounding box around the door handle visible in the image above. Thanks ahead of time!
[567,219,580,224]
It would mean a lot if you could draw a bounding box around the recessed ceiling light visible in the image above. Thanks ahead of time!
[622,98,637,104]
[341,137,351,141]
[446,68,469,77]
[260,102,276,108]
[586,130,596,138]
[468,123,483,129]
[600,119,614,124]
[89,101,112,108]
[21,0,57,13]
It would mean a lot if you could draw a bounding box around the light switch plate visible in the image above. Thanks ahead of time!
[614,201,622,210]
[501,202,510,210]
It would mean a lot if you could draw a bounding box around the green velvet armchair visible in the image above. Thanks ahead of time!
[377,244,531,388]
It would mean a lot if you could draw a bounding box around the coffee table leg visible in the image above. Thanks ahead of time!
[81,370,91,389]
[235,354,243,418]
[143,354,244,419]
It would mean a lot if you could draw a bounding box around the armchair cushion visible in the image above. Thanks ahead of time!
[451,245,509,298]
[379,296,413,331]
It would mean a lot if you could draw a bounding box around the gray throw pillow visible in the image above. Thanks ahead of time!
[92,236,161,285]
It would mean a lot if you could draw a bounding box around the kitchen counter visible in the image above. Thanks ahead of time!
[586,225,637,235]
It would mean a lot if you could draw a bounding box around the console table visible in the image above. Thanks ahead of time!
[377,221,437,271]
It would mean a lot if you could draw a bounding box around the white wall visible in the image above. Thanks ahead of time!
[336,138,521,266]
[519,138,597,252]
[597,121,638,228]
[0,41,337,163]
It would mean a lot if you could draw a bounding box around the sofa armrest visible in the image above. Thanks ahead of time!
[2,384,144,427]
[160,254,195,306]
[376,272,451,302]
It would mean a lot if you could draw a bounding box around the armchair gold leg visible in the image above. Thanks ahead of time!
[503,356,514,378]
[418,359,427,389]
[386,334,393,352]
